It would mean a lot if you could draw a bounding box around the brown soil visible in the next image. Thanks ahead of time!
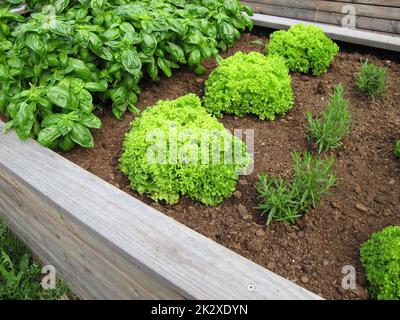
[61,33,400,300]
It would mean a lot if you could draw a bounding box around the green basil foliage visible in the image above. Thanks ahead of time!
[0,0,253,150]
[266,24,339,76]
[120,94,252,205]
[204,52,294,120]
[360,226,400,300]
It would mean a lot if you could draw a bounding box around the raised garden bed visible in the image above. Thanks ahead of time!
[0,114,320,300]
[58,33,399,300]
[1,1,399,301]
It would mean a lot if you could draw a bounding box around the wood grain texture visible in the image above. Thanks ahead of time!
[250,13,400,52]
[9,4,27,14]
[244,0,400,34]
[244,0,400,21]
[0,121,322,300]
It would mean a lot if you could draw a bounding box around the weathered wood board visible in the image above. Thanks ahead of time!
[250,13,400,52]
[243,0,400,34]
[0,121,322,300]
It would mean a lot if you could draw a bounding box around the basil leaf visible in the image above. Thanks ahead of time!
[103,28,121,41]
[77,89,93,114]
[112,103,126,120]
[3,120,14,133]
[168,42,186,64]
[0,64,9,81]
[79,113,102,129]
[188,49,201,66]
[147,61,159,81]
[68,58,92,80]
[42,113,76,136]
[121,50,142,76]
[41,113,64,127]
[194,64,206,75]
[58,134,76,152]
[140,32,157,54]
[224,0,239,13]
[220,22,237,45]
[98,47,114,61]
[70,123,94,148]
[88,32,102,52]
[119,22,135,35]
[84,80,108,92]
[186,30,202,45]
[90,0,104,10]
[38,126,62,147]
[14,102,36,140]
[157,58,172,77]
[25,32,44,55]
[47,86,72,109]
[0,92,8,113]
[109,86,127,105]
[53,0,70,13]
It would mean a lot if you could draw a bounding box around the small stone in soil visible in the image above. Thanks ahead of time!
[330,202,341,209]
[283,224,293,232]
[355,203,368,213]
[267,262,276,270]
[247,239,262,252]
[302,265,313,273]
[237,204,247,217]
[279,256,289,266]
[233,190,242,199]
[288,232,298,240]
[300,276,309,284]
[152,202,163,210]
[256,229,266,237]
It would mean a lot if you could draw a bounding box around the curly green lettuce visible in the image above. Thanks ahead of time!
[119,94,251,205]
[203,51,294,120]
[266,24,339,76]
[360,226,400,300]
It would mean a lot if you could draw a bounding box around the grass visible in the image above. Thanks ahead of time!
[0,217,72,300]
[257,151,336,225]
[357,61,388,98]
[306,84,351,153]
[395,140,400,158]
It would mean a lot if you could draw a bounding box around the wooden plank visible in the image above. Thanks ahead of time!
[245,0,400,21]
[250,13,400,52]
[326,0,400,7]
[0,121,322,300]
[0,171,184,299]
[244,2,400,34]
[9,4,27,14]
[246,0,400,7]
